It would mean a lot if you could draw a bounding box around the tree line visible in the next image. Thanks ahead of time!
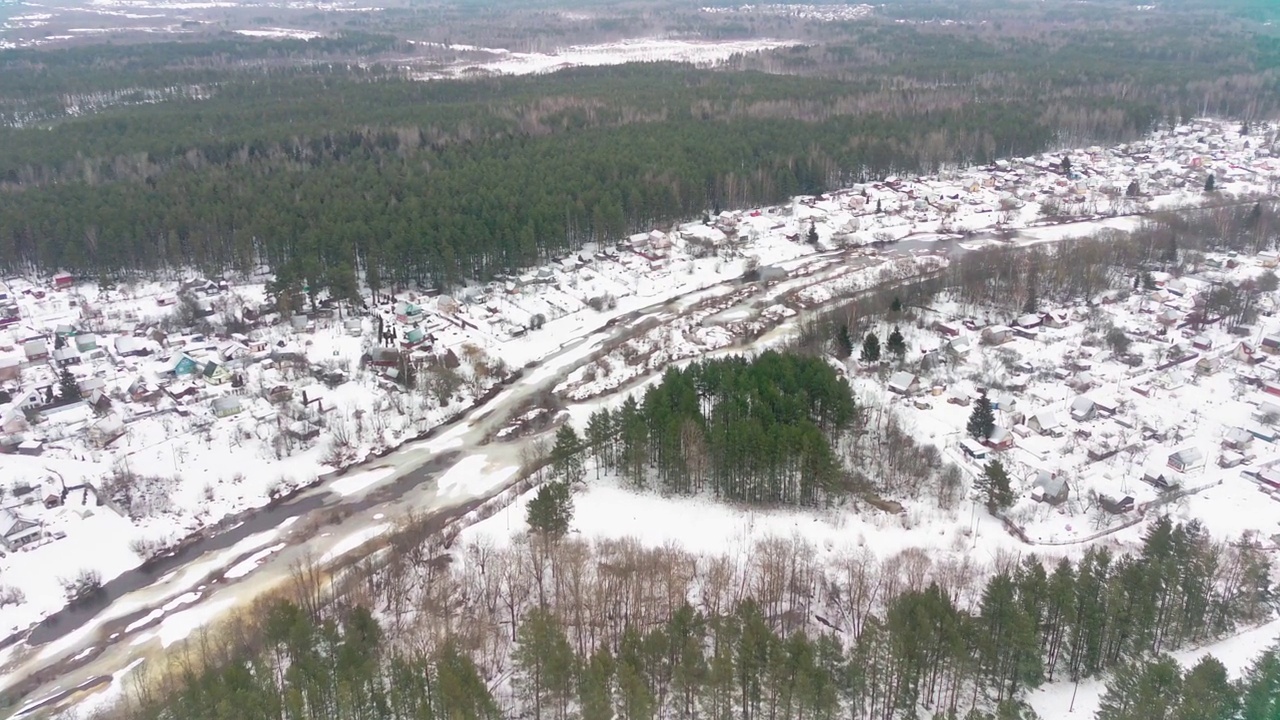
[90,515,1274,720]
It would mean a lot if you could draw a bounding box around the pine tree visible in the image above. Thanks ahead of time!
[890,296,903,314]
[807,222,819,246]
[1238,647,1280,720]
[1175,656,1237,720]
[980,459,1014,513]
[967,392,996,441]
[1097,655,1182,720]
[551,424,585,485]
[1142,271,1158,290]
[58,368,80,403]
[1204,174,1216,192]
[860,332,881,364]
[526,481,573,539]
[1126,179,1141,197]
[834,323,853,360]
[514,607,577,720]
[1060,156,1072,173]
[579,646,616,720]
[886,326,906,360]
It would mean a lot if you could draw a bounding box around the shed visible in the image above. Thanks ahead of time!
[960,439,988,460]
[74,333,98,352]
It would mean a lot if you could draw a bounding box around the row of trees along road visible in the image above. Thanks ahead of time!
[109,515,1274,720]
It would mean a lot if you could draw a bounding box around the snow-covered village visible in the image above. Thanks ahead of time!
[4,117,1280,717]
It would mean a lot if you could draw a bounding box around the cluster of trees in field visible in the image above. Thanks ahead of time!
[99,515,1274,720]
[577,352,857,506]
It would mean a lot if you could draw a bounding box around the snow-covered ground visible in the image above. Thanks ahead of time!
[415,38,801,79]
[0,116,1274,650]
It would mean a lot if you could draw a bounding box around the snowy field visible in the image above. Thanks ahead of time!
[417,38,801,79]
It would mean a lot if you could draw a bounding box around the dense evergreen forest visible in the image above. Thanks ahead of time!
[2,0,1277,286]
[581,352,855,505]
[100,517,1274,720]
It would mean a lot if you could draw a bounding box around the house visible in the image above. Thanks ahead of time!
[1028,410,1064,436]
[986,426,1015,450]
[22,339,48,362]
[1265,381,1280,399]
[402,327,428,348]
[77,376,104,396]
[344,318,363,337]
[114,336,147,358]
[1168,447,1205,473]
[1031,471,1070,505]
[950,337,974,355]
[0,357,20,382]
[1041,310,1071,329]
[0,510,41,550]
[86,389,112,415]
[1069,396,1096,422]
[167,354,199,378]
[1258,468,1280,490]
[1262,335,1280,355]
[982,325,1013,345]
[211,396,242,418]
[290,315,312,333]
[1099,494,1135,514]
[1191,335,1213,351]
[1218,451,1245,469]
[1223,426,1254,451]
[52,272,73,290]
[1196,356,1221,375]
[1158,309,1183,326]
[74,334,98,352]
[51,346,80,366]
[15,439,42,456]
[887,372,920,396]
[1235,342,1262,364]
[127,376,159,403]
[395,302,424,323]
[1014,313,1042,329]
[89,415,127,448]
[202,360,232,385]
